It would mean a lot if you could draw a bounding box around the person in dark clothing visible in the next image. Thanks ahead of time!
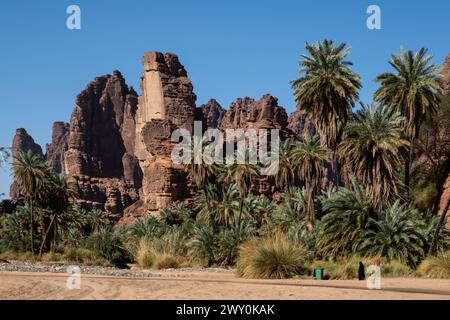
[358,261,365,280]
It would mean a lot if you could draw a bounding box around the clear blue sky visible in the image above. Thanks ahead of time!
[1,0,449,198]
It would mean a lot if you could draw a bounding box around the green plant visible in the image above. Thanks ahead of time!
[81,228,130,268]
[417,251,450,278]
[236,234,307,279]
[374,47,442,189]
[317,178,374,258]
[292,39,361,188]
[358,201,426,267]
[188,223,218,267]
[339,103,409,208]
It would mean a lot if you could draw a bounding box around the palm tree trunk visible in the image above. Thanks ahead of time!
[204,186,217,233]
[333,149,340,189]
[39,214,57,256]
[428,198,450,256]
[237,199,243,228]
[404,138,414,191]
[305,182,315,230]
[29,198,35,255]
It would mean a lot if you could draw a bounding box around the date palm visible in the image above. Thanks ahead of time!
[39,173,77,255]
[12,151,48,254]
[271,139,295,191]
[290,134,327,229]
[292,39,361,187]
[222,150,261,228]
[339,103,409,208]
[184,136,221,230]
[374,47,442,190]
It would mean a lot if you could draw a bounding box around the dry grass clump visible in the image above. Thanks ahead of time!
[418,251,450,279]
[236,234,307,279]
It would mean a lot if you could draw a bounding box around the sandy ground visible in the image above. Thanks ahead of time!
[0,270,449,300]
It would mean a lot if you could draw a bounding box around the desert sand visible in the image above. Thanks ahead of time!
[0,270,449,300]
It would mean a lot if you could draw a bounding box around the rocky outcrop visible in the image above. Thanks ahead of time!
[45,122,69,173]
[219,95,288,133]
[64,70,141,212]
[132,52,196,218]
[443,54,450,94]
[9,129,44,200]
[200,99,225,129]
[287,109,316,138]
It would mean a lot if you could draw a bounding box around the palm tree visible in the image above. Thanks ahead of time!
[272,139,295,191]
[317,178,374,257]
[290,134,327,229]
[339,103,410,208]
[359,200,426,267]
[292,39,361,187]
[39,173,77,255]
[184,136,221,230]
[197,184,240,228]
[222,151,261,227]
[12,151,48,254]
[374,47,442,190]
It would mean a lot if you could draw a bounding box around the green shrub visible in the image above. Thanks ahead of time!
[188,224,218,267]
[236,234,307,279]
[418,251,450,279]
[381,260,412,277]
[81,228,130,268]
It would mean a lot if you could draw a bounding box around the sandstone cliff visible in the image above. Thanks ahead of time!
[9,128,44,199]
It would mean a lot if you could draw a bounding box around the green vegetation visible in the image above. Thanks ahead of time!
[0,40,448,279]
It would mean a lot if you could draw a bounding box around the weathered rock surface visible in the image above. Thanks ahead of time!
[45,122,69,173]
[9,129,44,199]
[443,54,450,94]
[287,109,316,138]
[64,70,142,212]
[127,52,197,221]
[219,95,288,133]
[200,99,225,129]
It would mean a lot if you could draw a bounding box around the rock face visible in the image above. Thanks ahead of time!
[45,122,70,174]
[64,70,141,212]
[287,109,316,138]
[219,95,288,133]
[443,54,450,94]
[200,99,225,129]
[133,52,196,216]
[9,128,44,199]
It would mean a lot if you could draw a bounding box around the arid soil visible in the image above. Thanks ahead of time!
[0,270,449,300]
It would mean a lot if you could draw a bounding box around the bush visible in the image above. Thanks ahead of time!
[41,251,63,262]
[418,251,450,279]
[381,260,412,277]
[154,253,181,269]
[188,224,218,267]
[134,237,156,269]
[236,234,307,279]
[81,228,130,268]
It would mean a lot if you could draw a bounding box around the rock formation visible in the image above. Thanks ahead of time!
[287,109,316,138]
[133,52,196,216]
[443,54,450,94]
[200,99,225,129]
[9,128,44,199]
[63,70,141,212]
[45,122,70,174]
[219,95,288,133]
